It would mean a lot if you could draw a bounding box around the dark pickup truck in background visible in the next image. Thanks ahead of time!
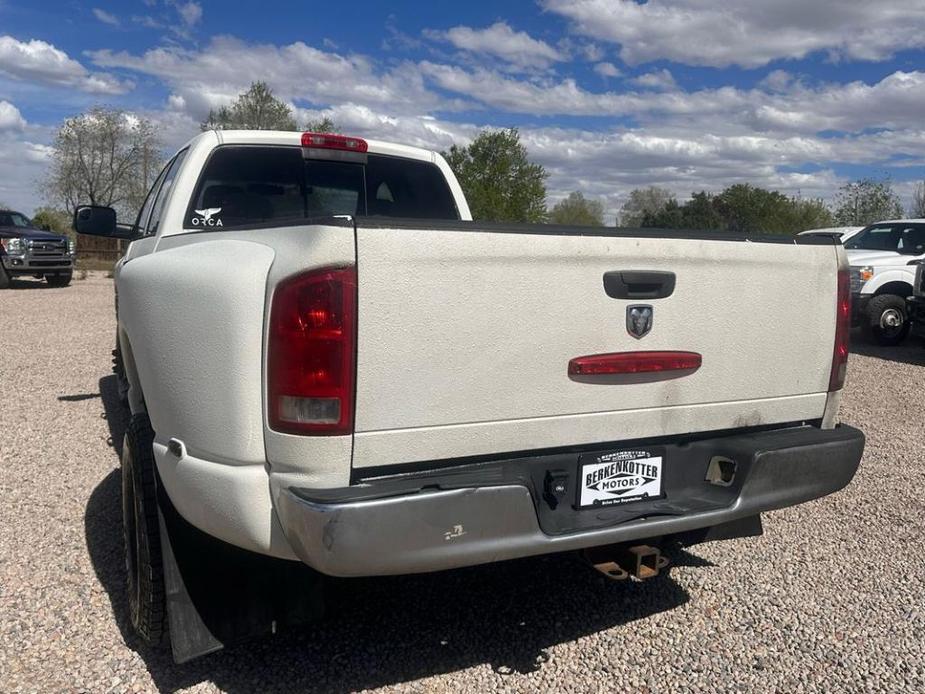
[0,210,75,288]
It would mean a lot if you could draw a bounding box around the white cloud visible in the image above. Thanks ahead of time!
[92,8,120,26]
[424,21,564,69]
[632,68,676,91]
[759,70,795,92]
[0,136,53,213]
[89,37,448,118]
[543,0,925,68]
[0,101,26,131]
[419,61,925,142]
[0,35,133,94]
[593,62,621,78]
[174,1,202,27]
[580,43,605,62]
[293,103,479,152]
[5,30,919,222]
[132,15,163,29]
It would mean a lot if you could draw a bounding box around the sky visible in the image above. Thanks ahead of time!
[1,0,924,221]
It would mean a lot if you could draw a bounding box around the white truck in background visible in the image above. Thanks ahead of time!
[797,226,864,243]
[844,220,925,345]
[75,129,865,662]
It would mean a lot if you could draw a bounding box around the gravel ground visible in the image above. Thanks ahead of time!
[1,275,924,693]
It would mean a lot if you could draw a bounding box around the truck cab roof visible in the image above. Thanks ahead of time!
[0,210,65,240]
[153,129,471,236]
[190,129,440,165]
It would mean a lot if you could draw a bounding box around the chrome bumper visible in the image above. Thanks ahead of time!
[275,425,864,577]
[2,252,72,272]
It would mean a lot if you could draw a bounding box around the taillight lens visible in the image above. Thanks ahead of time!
[268,267,357,435]
[569,351,702,376]
[829,268,851,391]
[301,132,368,152]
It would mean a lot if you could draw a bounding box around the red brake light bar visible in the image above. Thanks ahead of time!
[569,351,702,376]
[301,132,368,153]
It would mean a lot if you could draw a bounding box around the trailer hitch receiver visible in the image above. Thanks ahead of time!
[584,543,669,581]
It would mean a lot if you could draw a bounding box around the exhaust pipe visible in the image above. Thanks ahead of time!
[584,544,670,581]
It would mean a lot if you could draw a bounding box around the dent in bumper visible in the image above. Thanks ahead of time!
[275,425,865,577]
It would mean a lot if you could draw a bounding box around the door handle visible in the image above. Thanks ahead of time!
[603,271,676,300]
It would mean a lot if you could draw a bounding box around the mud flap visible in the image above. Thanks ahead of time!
[156,482,325,664]
[158,510,223,662]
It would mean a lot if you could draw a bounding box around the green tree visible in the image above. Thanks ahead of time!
[833,178,904,226]
[714,184,791,233]
[304,116,339,133]
[620,186,675,227]
[789,197,834,231]
[443,129,547,223]
[549,191,605,226]
[681,191,725,229]
[642,185,832,234]
[713,184,831,234]
[641,198,686,228]
[31,207,73,236]
[909,181,925,218]
[201,82,297,131]
[43,106,163,219]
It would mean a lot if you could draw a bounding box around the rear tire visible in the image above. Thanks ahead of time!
[863,294,910,346]
[122,413,169,648]
[46,271,72,287]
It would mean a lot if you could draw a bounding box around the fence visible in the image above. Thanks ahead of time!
[75,235,122,263]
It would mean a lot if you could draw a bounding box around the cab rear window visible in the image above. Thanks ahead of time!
[184,145,458,229]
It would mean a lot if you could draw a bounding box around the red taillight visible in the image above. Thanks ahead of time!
[268,267,356,435]
[569,351,702,376]
[301,132,368,152]
[829,268,851,391]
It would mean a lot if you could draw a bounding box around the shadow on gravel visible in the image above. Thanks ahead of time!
[58,392,102,402]
[5,277,53,289]
[850,338,925,366]
[85,375,697,693]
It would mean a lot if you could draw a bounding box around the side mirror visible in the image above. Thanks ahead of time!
[73,205,138,239]
[74,205,117,237]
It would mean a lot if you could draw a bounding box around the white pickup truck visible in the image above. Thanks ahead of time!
[75,130,864,661]
[844,219,925,345]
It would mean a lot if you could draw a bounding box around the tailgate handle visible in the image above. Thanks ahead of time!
[603,271,676,300]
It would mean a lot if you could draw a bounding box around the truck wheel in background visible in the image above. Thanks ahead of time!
[122,413,169,648]
[46,271,72,287]
[863,294,910,346]
[0,265,9,289]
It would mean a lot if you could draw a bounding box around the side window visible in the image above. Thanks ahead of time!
[134,165,170,236]
[146,149,188,236]
[364,155,459,219]
[899,225,925,255]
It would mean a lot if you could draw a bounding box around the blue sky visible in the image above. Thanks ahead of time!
[1,0,924,220]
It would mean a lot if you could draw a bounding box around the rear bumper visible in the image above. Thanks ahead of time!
[275,424,865,577]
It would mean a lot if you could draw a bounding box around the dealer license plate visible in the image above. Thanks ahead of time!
[577,449,664,509]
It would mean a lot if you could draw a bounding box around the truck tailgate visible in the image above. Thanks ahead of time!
[353,221,837,469]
